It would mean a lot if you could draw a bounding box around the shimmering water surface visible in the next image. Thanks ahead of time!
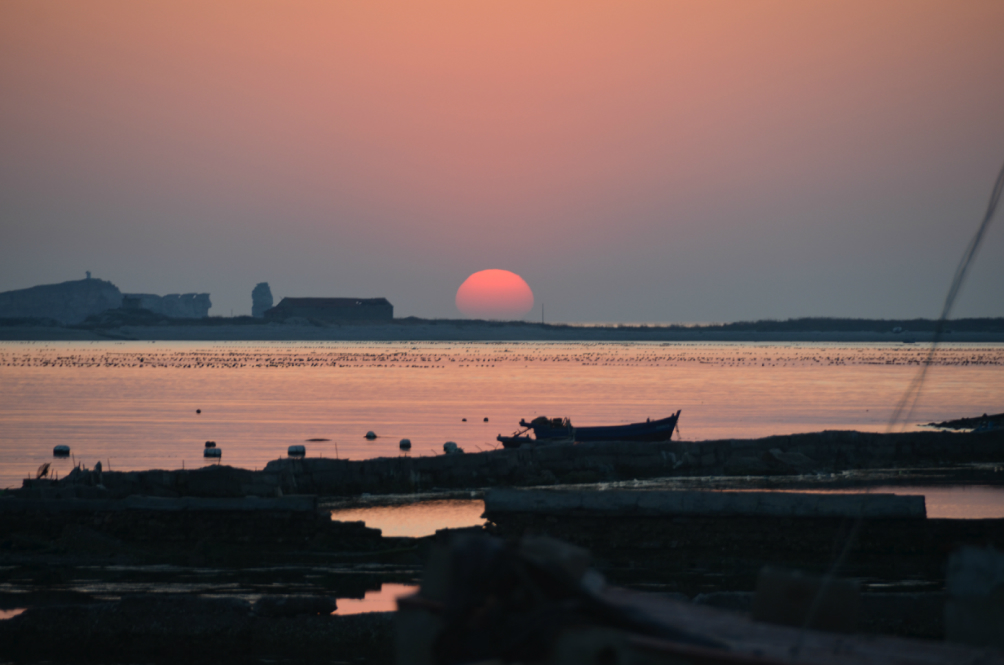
[329,500,485,537]
[334,583,417,615]
[1,341,1001,489]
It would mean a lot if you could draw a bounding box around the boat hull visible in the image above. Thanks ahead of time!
[523,410,681,443]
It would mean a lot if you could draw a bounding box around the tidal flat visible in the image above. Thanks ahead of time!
[2,340,1002,488]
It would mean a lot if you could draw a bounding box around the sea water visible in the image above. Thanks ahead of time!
[1,340,1001,490]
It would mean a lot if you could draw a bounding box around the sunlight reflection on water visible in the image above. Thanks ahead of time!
[334,583,417,615]
[330,499,485,537]
[2,341,1001,488]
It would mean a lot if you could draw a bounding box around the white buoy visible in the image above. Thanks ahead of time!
[288,445,306,457]
[399,439,412,450]
[365,431,377,440]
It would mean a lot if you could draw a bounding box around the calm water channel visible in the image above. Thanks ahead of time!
[1,340,1001,490]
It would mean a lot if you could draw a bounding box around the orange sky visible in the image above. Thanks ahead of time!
[2,1,1002,320]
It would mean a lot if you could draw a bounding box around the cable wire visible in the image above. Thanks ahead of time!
[791,159,1004,661]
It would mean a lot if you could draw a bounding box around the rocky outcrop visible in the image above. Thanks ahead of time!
[0,277,122,324]
[930,411,1004,431]
[0,277,212,323]
[122,293,211,318]
[251,282,273,318]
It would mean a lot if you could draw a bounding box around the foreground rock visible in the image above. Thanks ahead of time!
[0,494,401,568]
[0,595,393,664]
[396,531,1004,664]
[0,494,417,665]
[482,488,1004,600]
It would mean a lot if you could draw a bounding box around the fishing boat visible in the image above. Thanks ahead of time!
[518,410,681,443]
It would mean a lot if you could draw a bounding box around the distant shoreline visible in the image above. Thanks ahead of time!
[2,317,1004,343]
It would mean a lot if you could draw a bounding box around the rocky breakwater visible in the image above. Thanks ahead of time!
[19,463,284,500]
[261,428,1004,494]
[20,429,1004,500]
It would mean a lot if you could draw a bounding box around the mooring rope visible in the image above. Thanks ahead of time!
[790,158,1004,661]
[888,159,1004,430]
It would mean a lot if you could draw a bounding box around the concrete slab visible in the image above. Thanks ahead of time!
[484,489,926,519]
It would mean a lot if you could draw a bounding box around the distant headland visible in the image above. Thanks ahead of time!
[1,275,1002,342]
[0,273,210,324]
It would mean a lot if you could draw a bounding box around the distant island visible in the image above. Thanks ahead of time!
[2,275,1002,342]
[2,313,1003,342]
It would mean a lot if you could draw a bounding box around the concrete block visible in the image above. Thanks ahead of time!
[581,491,630,513]
[622,454,664,470]
[121,495,317,512]
[637,491,676,514]
[756,493,798,516]
[721,492,756,514]
[484,489,925,519]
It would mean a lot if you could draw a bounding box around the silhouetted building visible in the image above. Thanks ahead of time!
[264,297,393,322]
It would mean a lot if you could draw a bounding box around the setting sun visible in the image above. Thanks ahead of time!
[455,269,534,319]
